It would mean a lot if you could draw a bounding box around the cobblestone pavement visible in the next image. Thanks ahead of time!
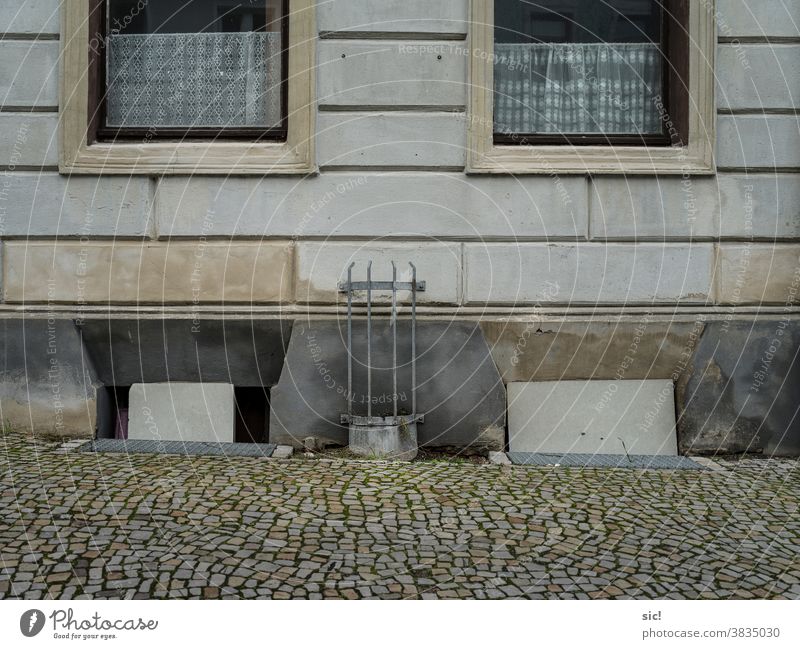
[1,432,799,600]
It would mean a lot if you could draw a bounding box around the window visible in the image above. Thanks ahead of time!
[468,0,715,174]
[61,0,315,174]
[95,0,288,140]
[494,0,669,145]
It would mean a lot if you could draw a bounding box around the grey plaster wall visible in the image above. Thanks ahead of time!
[0,318,99,437]
[79,319,292,387]
[678,321,800,456]
[1,314,798,455]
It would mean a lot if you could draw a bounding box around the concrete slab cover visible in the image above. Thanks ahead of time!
[128,382,235,443]
[508,380,677,455]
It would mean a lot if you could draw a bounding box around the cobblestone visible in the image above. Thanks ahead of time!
[0,432,798,599]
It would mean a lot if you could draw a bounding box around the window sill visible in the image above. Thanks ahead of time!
[467,143,715,176]
[60,139,316,176]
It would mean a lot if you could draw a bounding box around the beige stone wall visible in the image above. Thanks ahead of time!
[0,1,798,312]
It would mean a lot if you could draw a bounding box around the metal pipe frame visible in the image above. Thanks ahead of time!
[410,262,417,418]
[366,261,372,419]
[339,260,425,426]
[346,261,355,420]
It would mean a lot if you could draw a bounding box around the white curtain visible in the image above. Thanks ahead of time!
[493,42,662,136]
[106,32,282,128]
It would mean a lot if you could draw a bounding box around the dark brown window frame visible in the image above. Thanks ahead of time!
[492,0,690,148]
[87,0,290,143]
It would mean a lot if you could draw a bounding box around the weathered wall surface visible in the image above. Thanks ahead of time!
[0,318,99,437]
[1,1,798,306]
[79,319,292,386]
[482,315,800,456]
[0,1,798,452]
[678,320,800,456]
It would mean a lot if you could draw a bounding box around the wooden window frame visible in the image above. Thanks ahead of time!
[90,0,291,143]
[468,0,715,175]
[493,0,676,148]
[61,0,316,175]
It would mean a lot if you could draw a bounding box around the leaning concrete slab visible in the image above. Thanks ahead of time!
[128,383,235,443]
[270,320,506,449]
[508,380,677,455]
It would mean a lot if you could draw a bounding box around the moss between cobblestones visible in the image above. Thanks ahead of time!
[304,446,487,465]
[0,431,798,600]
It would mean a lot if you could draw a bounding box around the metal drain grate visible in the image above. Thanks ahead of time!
[507,452,707,470]
[81,439,277,458]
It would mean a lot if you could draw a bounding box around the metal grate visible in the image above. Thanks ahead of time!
[338,261,425,426]
[81,439,276,458]
[507,452,707,470]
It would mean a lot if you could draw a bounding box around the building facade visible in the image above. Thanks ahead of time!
[1,0,799,455]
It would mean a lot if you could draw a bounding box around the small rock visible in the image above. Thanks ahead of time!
[272,445,294,459]
[488,451,511,465]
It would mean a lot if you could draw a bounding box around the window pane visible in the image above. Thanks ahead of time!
[493,0,664,138]
[105,0,284,130]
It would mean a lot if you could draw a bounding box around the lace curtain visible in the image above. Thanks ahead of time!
[106,32,282,128]
[493,42,662,136]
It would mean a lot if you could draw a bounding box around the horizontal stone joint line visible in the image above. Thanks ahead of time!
[718,36,800,44]
[317,105,466,113]
[0,106,58,113]
[718,108,800,116]
[319,31,467,41]
[0,33,59,41]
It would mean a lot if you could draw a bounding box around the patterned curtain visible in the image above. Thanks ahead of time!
[493,43,662,136]
[106,32,282,128]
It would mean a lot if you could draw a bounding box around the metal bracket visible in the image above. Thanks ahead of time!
[340,414,425,426]
[338,280,426,293]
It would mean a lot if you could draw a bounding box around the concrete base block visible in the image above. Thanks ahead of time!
[508,380,678,455]
[349,422,418,461]
[128,382,235,443]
